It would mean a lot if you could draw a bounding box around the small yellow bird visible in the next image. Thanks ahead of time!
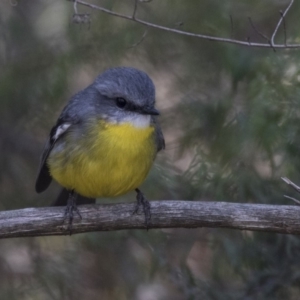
[35,67,165,228]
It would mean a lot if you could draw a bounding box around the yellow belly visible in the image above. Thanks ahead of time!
[47,121,156,198]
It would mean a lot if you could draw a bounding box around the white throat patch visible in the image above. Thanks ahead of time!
[121,114,151,128]
[103,112,152,128]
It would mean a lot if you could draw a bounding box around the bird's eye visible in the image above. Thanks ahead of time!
[116,97,127,108]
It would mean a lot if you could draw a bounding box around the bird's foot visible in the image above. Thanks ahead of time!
[133,188,151,229]
[63,191,82,235]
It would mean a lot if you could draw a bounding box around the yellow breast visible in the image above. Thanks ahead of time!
[48,121,156,198]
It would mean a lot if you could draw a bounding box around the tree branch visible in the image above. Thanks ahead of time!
[1,201,300,239]
[271,0,294,46]
[73,0,300,49]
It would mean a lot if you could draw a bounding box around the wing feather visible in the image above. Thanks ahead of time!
[35,122,71,193]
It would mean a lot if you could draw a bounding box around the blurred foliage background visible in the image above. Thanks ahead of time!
[1,0,300,299]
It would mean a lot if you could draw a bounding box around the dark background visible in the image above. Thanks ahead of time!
[1,0,300,299]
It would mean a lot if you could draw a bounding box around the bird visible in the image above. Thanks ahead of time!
[35,67,165,230]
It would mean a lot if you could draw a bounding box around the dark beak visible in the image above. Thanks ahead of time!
[142,107,160,116]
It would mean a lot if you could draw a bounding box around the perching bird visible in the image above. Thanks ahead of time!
[35,67,165,229]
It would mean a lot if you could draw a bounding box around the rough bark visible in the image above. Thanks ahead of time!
[0,201,300,238]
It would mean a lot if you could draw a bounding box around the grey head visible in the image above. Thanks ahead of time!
[58,67,159,129]
[90,67,159,125]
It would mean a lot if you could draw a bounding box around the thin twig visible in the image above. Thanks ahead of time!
[248,17,270,42]
[73,0,78,14]
[128,30,148,48]
[75,0,300,49]
[281,177,300,205]
[280,10,287,46]
[281,177,300,193]
[132,0,138,20]
[284,195,300,205]
[248,17,275,52]
[271,0,294,47]
[72,0,91,27]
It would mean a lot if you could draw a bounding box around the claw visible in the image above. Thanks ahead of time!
[133,188,151,229]
[62,191,82,235]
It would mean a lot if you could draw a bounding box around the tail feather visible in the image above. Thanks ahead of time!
[53,188,96,206]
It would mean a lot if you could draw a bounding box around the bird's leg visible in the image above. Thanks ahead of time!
[133,188,151,228]
[63,190,82,234]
